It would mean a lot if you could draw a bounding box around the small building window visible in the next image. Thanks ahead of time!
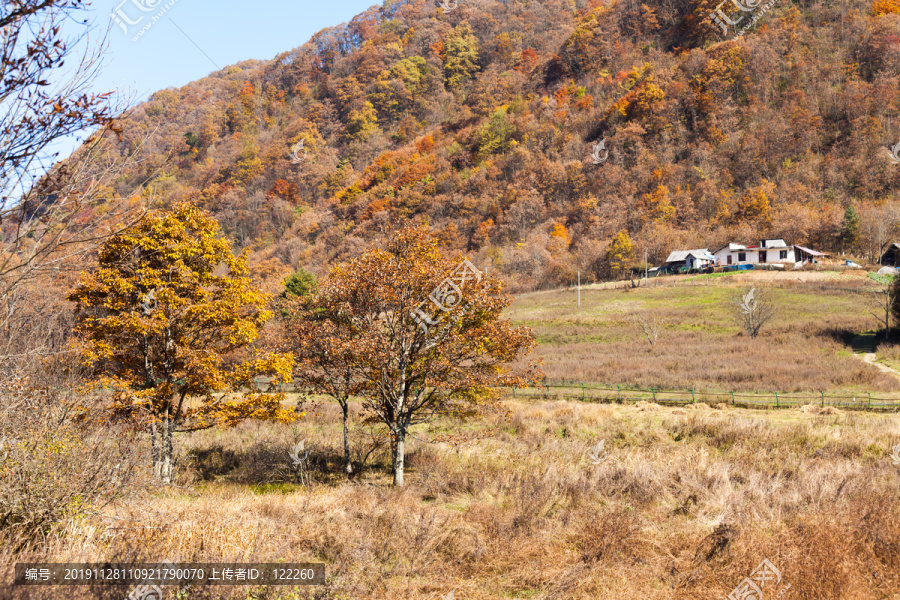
[738,252,746,262]
[780,250,788,260]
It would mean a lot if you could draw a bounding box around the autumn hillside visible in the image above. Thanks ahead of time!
[91,0,900,291]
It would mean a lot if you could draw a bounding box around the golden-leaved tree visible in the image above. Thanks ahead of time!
[297,227,537,486]
[279,294,364,476]
[606,230,636,278]
[872,0,900,16]
[68,204,294,483]
[443,23,480,90]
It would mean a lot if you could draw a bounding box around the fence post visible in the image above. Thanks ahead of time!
[731,391,735,405]
[775,392,779,409]
[868,392,872,410]
[581,382,585,402]
[821,391,825,407]
[513,386,516,397]
[691,389,695,404]
[617,385,621,402]
[652,388,657,402]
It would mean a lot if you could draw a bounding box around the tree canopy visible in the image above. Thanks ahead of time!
[293,227,537,486]
[69,203,294,481]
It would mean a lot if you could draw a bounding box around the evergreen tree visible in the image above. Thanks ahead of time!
[840,204,861,250]
[283,268,318,299]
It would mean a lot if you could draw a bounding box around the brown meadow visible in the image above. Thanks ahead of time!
[510,270,900,394]
[5,271,900,600]
[5,396,900,599]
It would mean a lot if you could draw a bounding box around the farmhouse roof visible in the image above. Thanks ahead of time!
[665,249,714,263]
[713,243,747,254]
[793,245,828,257]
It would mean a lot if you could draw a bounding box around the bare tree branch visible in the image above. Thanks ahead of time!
[731,287,776,338]
[629,311,661,345]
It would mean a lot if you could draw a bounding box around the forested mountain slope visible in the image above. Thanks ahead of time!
[95,0,900,290]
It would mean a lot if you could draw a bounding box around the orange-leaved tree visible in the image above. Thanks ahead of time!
[873,0,900,16]
[279,291,365,476]
[68,203,294,483]
[310,227,538,486]
[277,267,366,476]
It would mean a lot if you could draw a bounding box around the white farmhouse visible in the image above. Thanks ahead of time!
[714,240,795,266]
[713,243,749,266]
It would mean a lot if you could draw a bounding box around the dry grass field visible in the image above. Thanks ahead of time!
[878,343,900,373]
[5,271,900,600]
[6,398,900,599]
[510,270,900,394]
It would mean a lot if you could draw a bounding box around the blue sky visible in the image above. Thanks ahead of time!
[57,0,379,156]
[98,0,378,99]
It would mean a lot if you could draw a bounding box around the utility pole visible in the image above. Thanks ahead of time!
[644,249,648,287]
[577,271,581,308]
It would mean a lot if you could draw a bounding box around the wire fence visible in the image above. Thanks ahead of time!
[506,382,900,411]
[252,379,900,412]
[588,263,876,292]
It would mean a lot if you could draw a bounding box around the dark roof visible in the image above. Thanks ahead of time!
[664,249,714,263]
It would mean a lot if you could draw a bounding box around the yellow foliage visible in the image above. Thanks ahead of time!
[873,0,900,15]
[233,142,264,185]
[737,179,774,224]
[632,82,665,116]
[606,230,636,277]
[550,222,571,245]
[641,185,676,223]
[69,203,296,435]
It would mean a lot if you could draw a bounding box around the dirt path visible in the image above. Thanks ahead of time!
[857,352,900,380]
[849,332,900,380]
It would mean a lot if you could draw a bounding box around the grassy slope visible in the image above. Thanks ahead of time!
[509,270,900,394]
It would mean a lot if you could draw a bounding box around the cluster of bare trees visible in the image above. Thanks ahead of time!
[859,204,900,265]
[628,287,777,345]
[0,0,161,545]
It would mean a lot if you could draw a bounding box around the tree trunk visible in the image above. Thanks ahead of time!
[341,402,353,475]
[884,284,893,344]
[391,429,405,487]
[150,418,175,484]
[886,293,892,343]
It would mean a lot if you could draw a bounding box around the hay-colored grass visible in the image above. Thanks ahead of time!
[6,398,900,599]
[509,271,900,394]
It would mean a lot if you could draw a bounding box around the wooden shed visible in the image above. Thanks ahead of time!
[880,243,900,266]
